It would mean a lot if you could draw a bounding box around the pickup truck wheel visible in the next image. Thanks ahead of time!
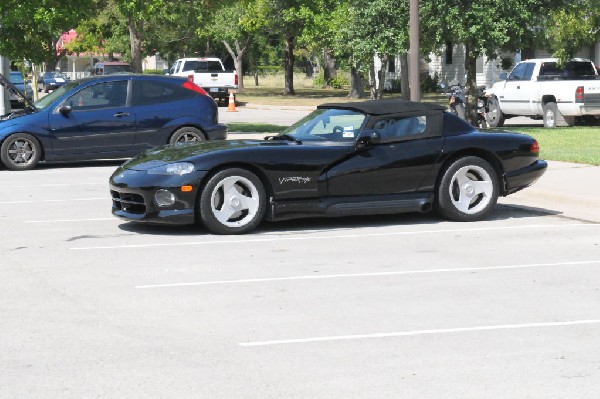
[436,156,499,222]
[543,102,558,128]
[169,127,205,144]
[486,97,504,127]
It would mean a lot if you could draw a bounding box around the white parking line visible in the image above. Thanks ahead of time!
[239,319,600,347]
[136,260,600,289]
[0,198,106,205]
[25,218,115,223]
[3,183,105,188]
[70,223,599,250]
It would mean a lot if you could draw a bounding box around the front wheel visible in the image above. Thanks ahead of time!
[199,168,267,234]
[436,157,499,222]
[486,97,504,127]
[1,133,42,171]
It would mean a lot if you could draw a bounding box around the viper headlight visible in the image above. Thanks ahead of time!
[147,162,195,176]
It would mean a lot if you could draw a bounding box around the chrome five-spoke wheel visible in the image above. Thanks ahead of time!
[199,168,266,234]
[436,156,499,221]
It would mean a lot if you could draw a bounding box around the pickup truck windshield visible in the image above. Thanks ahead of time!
[182,60,223,72]
[538,61,597,80]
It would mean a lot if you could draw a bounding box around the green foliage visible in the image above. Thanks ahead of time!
[143,69,165,75]
[543,1,600,64]
[386,79,402,93]
[330,74,349,89]
[0,0,94,67]
[421,72,440,93]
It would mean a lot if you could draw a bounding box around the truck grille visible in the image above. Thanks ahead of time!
[111,190,146,214]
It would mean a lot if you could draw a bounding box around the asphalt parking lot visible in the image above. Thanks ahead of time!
[2,158,600,398]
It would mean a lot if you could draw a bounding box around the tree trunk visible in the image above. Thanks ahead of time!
[348,66,365,99]
[369,63,377,100]
[464,42,478,126]
[400,53,410,100]
[128,17,143,73]
[254,70,259,86]
[283,35,295,95]
[223,40,246,92]
[377,54,388,99]
[323,47,336,87]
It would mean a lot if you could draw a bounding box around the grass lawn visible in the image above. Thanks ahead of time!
[503,126,600,166]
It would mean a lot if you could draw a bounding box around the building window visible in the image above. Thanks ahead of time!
[445,42,453,65]
[388,58,396,73]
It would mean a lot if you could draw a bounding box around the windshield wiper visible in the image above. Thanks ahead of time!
[264,134,302,144]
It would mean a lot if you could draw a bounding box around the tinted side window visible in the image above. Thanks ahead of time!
[67,81,128,110]
[508,62,534,81]
[373,116,427,141]
[132,80,195,106]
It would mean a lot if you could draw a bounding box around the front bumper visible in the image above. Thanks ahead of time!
[504,160,547,195]
[109,168,208,225]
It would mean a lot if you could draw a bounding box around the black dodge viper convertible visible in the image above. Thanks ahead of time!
[109,99,547,234]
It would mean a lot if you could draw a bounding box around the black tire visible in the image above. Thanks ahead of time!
[543,102,574,128]
[169,127,205,144]
[199,168,267,234]
[0,133,42,171]
[486,96,504,127]
[543,102,558,128]
[436,156,499,222]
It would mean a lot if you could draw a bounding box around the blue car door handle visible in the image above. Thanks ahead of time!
[114,112,130,118]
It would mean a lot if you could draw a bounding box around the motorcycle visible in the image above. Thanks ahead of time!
[445,83,466,121]
[476,87,488,128]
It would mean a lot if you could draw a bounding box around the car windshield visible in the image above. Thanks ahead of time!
[9,73,24,84]
[34,80,81,110]
[280,109,366,141]
[45,72,68,79]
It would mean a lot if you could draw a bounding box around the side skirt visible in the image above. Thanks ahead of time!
[267,193,434,221]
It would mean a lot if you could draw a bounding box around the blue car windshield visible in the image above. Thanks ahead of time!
[34,80,81,110]
[280,109,366,141]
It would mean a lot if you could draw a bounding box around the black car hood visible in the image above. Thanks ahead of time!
[0,73,35,109]
[124,139,287,171]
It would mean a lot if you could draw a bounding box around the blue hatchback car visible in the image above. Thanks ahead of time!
[0,74,227,170]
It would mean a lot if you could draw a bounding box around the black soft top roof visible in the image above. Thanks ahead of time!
[318,99,445,115]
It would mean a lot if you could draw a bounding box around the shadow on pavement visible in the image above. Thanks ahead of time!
[115,203,561,237]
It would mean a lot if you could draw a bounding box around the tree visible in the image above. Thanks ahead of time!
[0,0,94,69]
[543,0,600,64]
[245,0,320,95]
[200,2,260,91]
[421,0,553,124]
[331,0,410,99]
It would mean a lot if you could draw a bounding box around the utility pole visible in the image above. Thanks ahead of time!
[0,55,10,115]
[409,0,420,102]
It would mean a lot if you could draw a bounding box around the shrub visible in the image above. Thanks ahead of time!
[421,72,440,93]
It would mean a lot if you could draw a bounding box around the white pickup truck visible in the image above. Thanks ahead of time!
[486,58,600,128]
[168,57,238,103]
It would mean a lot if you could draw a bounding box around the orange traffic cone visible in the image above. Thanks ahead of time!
[227,91,237,112]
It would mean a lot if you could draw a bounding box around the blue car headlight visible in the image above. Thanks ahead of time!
[147,162,195,176]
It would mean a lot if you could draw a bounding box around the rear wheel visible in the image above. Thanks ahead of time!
[199,168,266,234]
[0,133,42,171]
[169,127,205,144]
[436,156,499,221]
[486,96,505,127]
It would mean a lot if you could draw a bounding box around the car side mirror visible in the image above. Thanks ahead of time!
[163,69,170,75]
[356,130,381,148]
[58,105,73,115]
[499,72,508,80]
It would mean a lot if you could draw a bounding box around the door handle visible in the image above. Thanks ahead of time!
[114,112,130,118]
